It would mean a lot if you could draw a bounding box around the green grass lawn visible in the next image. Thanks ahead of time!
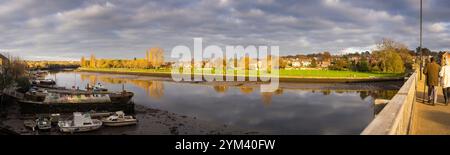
[78,67,403,78]
[79,67,172,73]
[278,70,403,78]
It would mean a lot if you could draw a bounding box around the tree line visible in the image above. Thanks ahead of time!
[81,48,166,69]
[328,38,414,73]
[0,54,29,93]
[26,61,80,70]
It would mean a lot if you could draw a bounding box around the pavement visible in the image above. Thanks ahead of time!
[411,73,450,135]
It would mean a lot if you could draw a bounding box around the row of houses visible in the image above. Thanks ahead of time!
[176,57,274,70]
[171,51,376,70]
[282,56,331,69]
[281,52,373,69]
[174,56,333,70]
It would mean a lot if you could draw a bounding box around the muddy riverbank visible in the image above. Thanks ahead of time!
[0,99,259,135]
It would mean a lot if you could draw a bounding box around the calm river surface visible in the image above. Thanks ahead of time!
[46,71,400,134]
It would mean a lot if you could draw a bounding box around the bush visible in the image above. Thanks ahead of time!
[15,77,31,93]
[357,61,370,72]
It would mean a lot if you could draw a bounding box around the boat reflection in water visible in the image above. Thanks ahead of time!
[49,71,400,134]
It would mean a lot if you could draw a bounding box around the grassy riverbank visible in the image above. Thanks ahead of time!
[77,67,404,81]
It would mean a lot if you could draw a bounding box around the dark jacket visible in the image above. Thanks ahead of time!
[424,62,441,86]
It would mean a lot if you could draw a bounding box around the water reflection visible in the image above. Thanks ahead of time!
[213,85,228,93]
[80,74,164,100]
[239,86,254,94]
[48,71,400,134]
[76,73,397,105]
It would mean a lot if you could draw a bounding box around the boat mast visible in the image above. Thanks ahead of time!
[74,71,77,89]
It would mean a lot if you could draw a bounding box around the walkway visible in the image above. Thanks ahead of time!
[411,73,450,134]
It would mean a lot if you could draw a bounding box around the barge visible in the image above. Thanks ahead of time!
[18,88,135,114]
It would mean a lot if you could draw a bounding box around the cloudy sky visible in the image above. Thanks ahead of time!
[0,0,449,60]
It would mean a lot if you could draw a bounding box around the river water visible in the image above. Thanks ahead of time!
[45,71,400,134]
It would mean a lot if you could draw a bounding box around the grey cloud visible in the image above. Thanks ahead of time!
[0,0,449,60]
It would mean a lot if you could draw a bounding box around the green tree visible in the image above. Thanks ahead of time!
[16,77,30,93]
[357,61,369,72]
[329,59,348,71]
[371,38,407,73]
[310,58,317,68]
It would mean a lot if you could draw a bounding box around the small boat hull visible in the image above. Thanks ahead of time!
[37,126,52,131]
[24,120,37,131]
[59,125,102,133]
[58,120,102,133]
[36,118,52,131]
[102,120,137,127]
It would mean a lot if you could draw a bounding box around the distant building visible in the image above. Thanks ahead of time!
[301,59,311,67]
[319,59,331,68]
[193,61,203,68]
[0,53,9,66]
[0,53,10,74]
[292,61,301,68]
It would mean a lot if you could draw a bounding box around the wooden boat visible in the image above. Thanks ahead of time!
[90,83,108,92]
[24,120,37,131]
[58,112,102,133]
[19,87,135,114]
[32,79,56,86]
[101,111,137,127]
[36,117,51,131]
[87,110,114,118]
[31,70,49,78]
[50,114,61,125]
[31,84,65,89]
[20,88,134,104]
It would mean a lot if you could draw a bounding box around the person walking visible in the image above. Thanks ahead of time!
[424,57,440,106]
[440,54,450,106]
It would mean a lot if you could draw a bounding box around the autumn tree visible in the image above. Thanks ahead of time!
[322,51,332,61]
[329,58,348,71]
[147,48,164,68]
[240,55,251,70]
[371,38,407,73]
[80,56,86,67]
[90,54,96,68]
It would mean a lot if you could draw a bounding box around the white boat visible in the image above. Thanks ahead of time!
[93,83,108,92]
[58,112,102,133]
[102,111,137,127]
[50,113,61,125]
[36,117,51,131]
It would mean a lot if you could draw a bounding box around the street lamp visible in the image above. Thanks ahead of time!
[419,0,423,80]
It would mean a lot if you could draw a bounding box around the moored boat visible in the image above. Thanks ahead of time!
[32,79,56,86]
[87,110,114,118]
[20,88,134,104]
[91,83,108,92]
[101,111,138,127]
[50,114,61,125]
[18,85,135,114]
[24,120,37,131]
[36,116,51,131]
[58,112,102,133]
